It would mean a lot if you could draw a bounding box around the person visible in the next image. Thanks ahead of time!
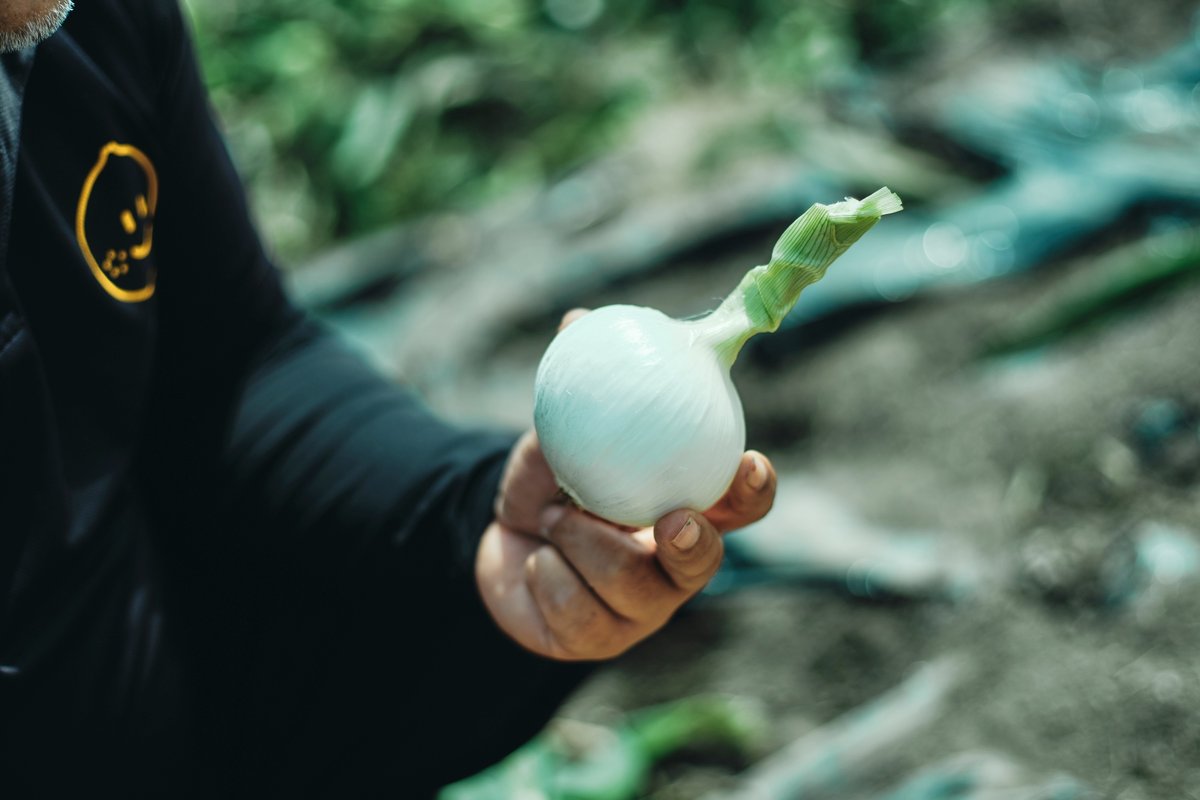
[0,0,777,795]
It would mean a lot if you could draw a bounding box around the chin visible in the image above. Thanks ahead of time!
[0,0,74,53]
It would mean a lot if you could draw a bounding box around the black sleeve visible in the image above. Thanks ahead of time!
[219,317,517,599]
[134,3,589,794]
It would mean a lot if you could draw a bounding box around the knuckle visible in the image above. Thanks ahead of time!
[602,538,646,581]
[537,582,575,620]
[544,514,576,550]
[545,625,592,661]
[547,618,587,657]
[548,635,581,661]
[549,607,623,661]
[726,487,754,516]
[731,482,770,519]
[523,547,545,581]
[607,579,661,622]
[494,493,512,525]
[672,536,723,588]
[737,496,774,529]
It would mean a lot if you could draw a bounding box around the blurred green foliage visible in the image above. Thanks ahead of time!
[181,0,1015,262]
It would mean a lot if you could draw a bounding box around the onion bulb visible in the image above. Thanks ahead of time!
[534,187,903,526]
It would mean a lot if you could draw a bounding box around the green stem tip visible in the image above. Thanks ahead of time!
[708,187,903,364]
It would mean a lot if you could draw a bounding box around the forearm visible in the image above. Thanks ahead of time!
[210,321,592,792]
[218,318,513,594]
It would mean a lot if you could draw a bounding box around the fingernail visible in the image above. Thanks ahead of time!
[746,454,767,491]
[558,308,588,331]
[539,505,566,537]
[671,515,700,550]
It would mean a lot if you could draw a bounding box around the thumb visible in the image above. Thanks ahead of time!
[652,509,724,595]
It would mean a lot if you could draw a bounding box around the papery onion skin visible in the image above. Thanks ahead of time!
[534,305,745,527]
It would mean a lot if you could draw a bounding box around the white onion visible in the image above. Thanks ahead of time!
[534,188,903,526]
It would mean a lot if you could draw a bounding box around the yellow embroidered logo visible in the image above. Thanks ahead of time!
[75,142,159,303]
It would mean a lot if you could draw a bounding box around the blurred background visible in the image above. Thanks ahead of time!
[182,0,1200,796]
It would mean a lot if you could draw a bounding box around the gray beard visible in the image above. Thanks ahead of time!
[0,1,74,53]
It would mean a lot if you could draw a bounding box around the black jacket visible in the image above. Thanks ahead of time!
[0,2,583,795]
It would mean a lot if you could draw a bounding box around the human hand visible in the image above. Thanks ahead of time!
[475,310,777,661]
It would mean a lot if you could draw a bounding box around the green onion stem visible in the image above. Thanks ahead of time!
[703,187,903,366]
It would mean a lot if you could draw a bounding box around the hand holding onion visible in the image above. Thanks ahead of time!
[477,382,777,662]
[476,188,900,660]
